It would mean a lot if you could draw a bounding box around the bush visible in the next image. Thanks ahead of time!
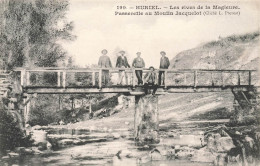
[0,109,26,155]
[28,94,111,126]
[28,94,62,126]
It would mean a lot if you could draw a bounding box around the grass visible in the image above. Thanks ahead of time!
[204,31,259,48]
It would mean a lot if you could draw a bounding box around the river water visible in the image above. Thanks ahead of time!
[3,121,229,166]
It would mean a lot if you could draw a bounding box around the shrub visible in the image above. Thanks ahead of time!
[0,109,25,155]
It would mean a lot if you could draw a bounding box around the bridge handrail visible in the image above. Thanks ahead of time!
[13,67,257,72]
[12,67,258,89]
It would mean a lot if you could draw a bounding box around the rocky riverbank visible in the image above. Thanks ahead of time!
[1,119,259,166]
[1,91,259,166]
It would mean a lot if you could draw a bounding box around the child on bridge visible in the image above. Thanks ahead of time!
[143,66,158,95]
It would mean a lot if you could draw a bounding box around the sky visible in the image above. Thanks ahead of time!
[61,0,259,68]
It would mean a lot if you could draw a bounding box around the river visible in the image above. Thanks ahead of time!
[2,120,230,166]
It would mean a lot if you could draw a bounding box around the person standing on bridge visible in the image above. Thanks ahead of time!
[132,52,145,85]
[98,49,112,86]
[143,66,158,95]
[158,51,170,86]
[116,51,130,85]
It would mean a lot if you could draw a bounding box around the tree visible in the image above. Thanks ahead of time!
[0,0,75,153]
[0,0,76,70]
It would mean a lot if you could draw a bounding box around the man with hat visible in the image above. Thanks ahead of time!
[158,51,170,86]
[116,51,130,85]
[132,52,145,85]
[143,66,158,95]
[98,49,112,85]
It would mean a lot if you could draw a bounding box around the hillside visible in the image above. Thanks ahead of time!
[65,32,260,132]
[170,32,259,71]
[64,92,233,136]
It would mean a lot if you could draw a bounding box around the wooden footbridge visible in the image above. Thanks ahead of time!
[1,67,259,143]
[12,67,259,95]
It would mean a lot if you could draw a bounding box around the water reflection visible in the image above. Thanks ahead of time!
[13,129,212,165]
[3,121,226,166]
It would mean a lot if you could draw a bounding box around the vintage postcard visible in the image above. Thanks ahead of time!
[0,0,259,165]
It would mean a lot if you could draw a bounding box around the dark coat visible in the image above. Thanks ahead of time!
[132,57,145,68]
[116,56,130,68]
[160,56,170,69]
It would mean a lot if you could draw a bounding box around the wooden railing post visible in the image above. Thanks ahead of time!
[248,71,251,85]
[57,71,61,87]
[129,69,132,86]
[237,72,240,85]
[92,71,95,86]
[194,70,197,88]
[26,71,30,86]
[184,73,187,85]
[62,71,66,88]
[132,68,136,87]
[164,70,168,89]
[211,72,214,86]
[221,71,224,87]
[89,103,92,114]
[99,69,102,89]
[20,70,25,86]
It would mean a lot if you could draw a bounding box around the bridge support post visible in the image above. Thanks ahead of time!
[231,87,259,125]
[22,97,30,126]
[134,95,159,145]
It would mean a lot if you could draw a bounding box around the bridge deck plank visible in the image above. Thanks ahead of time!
[23,85,254,94]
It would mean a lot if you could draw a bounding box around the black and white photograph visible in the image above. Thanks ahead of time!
[0,0,259,165]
